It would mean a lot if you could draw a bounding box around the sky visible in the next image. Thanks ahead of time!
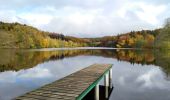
[0,0,170,37]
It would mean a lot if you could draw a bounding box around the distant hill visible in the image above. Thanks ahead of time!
[0,21,165,49]
[0,22,86,48]
[86,30,160,48]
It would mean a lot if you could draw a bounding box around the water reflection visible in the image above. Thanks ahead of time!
[110,62,170,100]
[0,48,170,100]
[0,49,170,75]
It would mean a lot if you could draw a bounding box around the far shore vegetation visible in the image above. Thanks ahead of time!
[0,18,170,49]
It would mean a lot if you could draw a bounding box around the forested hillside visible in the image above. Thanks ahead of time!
[0,22,87,48]
[0,21,167,49]
[155,18,170,49]
[85,30,160,48]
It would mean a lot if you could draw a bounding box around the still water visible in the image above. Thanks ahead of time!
[0,48,170,100]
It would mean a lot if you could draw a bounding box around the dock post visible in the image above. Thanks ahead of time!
[104,73,109,98]
[95,83,99,100]
[109,68,112,88]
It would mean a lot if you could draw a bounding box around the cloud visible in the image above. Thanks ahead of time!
[0,0,170,37]
[136,68,167,89]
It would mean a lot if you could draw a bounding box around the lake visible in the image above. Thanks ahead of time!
[0,47,170,100]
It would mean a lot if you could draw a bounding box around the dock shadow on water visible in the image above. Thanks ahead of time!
[83,85,114,100]
[0,48,170,100]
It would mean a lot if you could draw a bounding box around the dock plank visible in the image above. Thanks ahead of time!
[15,64,112,100]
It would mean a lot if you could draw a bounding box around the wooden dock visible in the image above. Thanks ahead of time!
[15,64,113,100]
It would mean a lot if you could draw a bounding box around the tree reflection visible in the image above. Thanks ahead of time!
[0,49,169,76]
